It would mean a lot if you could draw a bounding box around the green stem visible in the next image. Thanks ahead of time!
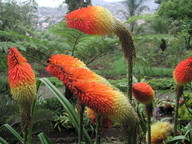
[96,115,102,144]
[127,136,131,144]
[27,125,32,144]
[78,104,85,144]
[128,57,133,101]
[114,20,135,102]
[114,19,136,144]
[71,33,82,56]
[146,104,152,144]
[20,105,31,144]
[25,80,41,144]
[174,85,183,136]
[23,131,28,144]
[123,122,137,144]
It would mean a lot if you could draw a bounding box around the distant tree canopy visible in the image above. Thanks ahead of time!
[0,0,38,33]
[65,0,91,12]
[158,0,192,21]
[155,0,168,4]
[157,0,192,49]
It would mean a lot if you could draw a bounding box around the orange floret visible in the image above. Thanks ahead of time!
[173,57,192,85]
[132,82,154,104]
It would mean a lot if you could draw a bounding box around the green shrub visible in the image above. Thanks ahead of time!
[135,66,173,77]
[178,93,192,121]
[148,78,175,90]
[109,78,128,92]
[109,77,176,92]
[38,97,65,116]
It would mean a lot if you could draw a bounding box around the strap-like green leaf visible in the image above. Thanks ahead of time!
[166,136,187,144]
[38,132,52,144]
[39,78,93,144]
[0,137,9,144]
[0,124,24,143]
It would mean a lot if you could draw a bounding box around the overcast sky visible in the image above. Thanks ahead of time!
[2,0,124,7]
[35,0,63,7]
[35,0,123,7]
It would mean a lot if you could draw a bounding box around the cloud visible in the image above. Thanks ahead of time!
[35,0,63,7]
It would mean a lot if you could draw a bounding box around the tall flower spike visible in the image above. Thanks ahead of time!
[148,121,173,144]
[132,82,154,144]
[8,47,36,104]
[66,8,136,129]
[8,47,36,143]
[65,6,135,60]
[46,54,139,144]
[172,57,192,136]
[46,54,138,123]
[132,82,154,104]
[173,57,192,85]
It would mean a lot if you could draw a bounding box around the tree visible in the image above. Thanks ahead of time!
[118,0,149,32]
[65,0,92,12]
[158,0,192,49]
[155,0,168,4]
[0,0,38,33]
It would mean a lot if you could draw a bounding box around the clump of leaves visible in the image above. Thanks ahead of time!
[54,113,75,131]
[37,97,65,116]
[148,78,175,90]
[178,93,192,121]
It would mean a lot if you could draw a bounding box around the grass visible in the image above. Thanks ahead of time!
[94,65,173,79]
[138,66,173,77]
[91,55,173,79]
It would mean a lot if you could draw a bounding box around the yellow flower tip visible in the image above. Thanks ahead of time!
[147,121,173,144]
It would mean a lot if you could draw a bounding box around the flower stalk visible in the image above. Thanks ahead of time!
[46,54,139,144]
[132,82,154,144]
[66,6,138,142]
[96,115,102,144]
[20,104,33,144]
[78,103,85,144]
[146,103,153,144]
[173,57,192,136]
[8,47,36,144]
[174,84,183,136]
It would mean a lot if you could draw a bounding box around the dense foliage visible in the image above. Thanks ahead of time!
[0,0,38,33]
[0,0,192,144]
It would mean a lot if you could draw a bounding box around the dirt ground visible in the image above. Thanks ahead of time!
[32,126,126,144]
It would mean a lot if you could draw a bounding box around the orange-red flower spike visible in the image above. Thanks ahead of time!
[66,5,136,64]
[132,82,154,104]
[8,47,36,104]
[173,57,192,85]
[66,6,116,35]
[46,54,138,123]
